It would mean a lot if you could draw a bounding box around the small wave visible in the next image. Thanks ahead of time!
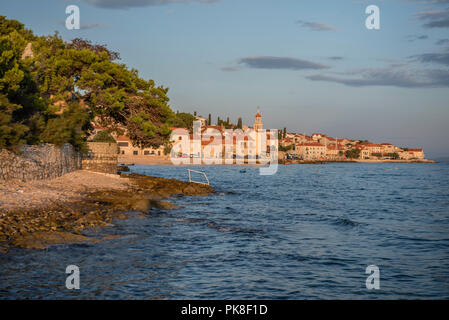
[333,217,360,228]
[232,227,260,234]
[174,218,207,224]
[207,222,232,233]
[205,221,260,234]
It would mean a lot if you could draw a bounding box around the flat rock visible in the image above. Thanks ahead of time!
[11,231,99,249]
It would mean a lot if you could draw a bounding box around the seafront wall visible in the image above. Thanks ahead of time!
[81,142,118,175]
[0,142,119,182]
[0,143,82,182]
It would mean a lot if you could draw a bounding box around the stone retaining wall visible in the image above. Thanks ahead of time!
[0,143,82,182]
[81,142,118,174]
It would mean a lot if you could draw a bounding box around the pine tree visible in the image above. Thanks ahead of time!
[0,16,181,150]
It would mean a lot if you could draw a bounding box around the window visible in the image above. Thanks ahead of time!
[144,151,150,155]
[118,142,129,147]
[121,150,125,155]
[133,151,138,155]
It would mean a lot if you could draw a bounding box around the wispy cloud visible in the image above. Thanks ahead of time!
[306,68,449,88]
[220,66,241,72]
[416,7,449,28]
[82,0,221,9]
[238,56,330,71]
[424,0,449,4]
[328,56,344,61]
[296,20,338,31]
[436,38,449,45]
[411,51,449,66]
[406,34,429,42]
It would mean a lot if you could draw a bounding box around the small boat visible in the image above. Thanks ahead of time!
[240,168,247,173]
[284,162,292,165]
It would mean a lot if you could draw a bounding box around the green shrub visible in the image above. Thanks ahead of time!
[91,130,116,143]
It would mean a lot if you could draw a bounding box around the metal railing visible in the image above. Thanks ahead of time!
[187,169,210,185]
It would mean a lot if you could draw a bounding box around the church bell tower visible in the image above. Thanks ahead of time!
[254,107,263,131]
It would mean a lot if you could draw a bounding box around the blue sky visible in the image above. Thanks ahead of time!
[2,0,449,157]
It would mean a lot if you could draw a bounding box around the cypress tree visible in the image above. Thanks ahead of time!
[237,117,242,129]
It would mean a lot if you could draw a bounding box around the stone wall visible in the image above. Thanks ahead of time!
[81,142,118,174]
[0,143,81,182]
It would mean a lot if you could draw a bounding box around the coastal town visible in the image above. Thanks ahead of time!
[107,108,428,164]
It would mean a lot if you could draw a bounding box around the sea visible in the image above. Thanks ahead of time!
[1,162,449,299]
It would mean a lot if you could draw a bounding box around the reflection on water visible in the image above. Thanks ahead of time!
[1,163,449,299]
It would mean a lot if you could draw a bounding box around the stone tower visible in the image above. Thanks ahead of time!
[254,107,263,131]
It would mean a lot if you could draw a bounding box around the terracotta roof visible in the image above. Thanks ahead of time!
[201,125,225,133]
[327,145,345,150]
[297,142,325,147]
[359,143,382,147]
[115,135,132,142]
[408,148,423,152]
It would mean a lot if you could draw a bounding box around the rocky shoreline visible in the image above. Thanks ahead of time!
[0,170,214,252]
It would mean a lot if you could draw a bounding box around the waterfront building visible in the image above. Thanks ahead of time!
[399,148,425,160]
[116,135,164,157]
[294,142,326,160]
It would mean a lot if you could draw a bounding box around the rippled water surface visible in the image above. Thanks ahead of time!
[1,163,449,299]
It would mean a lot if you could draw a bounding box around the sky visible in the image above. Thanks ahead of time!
[2,0,449,158]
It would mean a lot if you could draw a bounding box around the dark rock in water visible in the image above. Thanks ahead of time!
[117,165,130,172]
[11,231,98,249]
[124,173,214,197]
[149,200,179,210]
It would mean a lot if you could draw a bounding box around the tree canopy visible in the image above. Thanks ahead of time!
[0,16,185,151]
[345,148,361,159]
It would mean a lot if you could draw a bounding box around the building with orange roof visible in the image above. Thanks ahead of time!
[326,144,346,160]
[398,148,425,160]
[116,135,165,157]
[293,142,326,160]
[170,108,273,164]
